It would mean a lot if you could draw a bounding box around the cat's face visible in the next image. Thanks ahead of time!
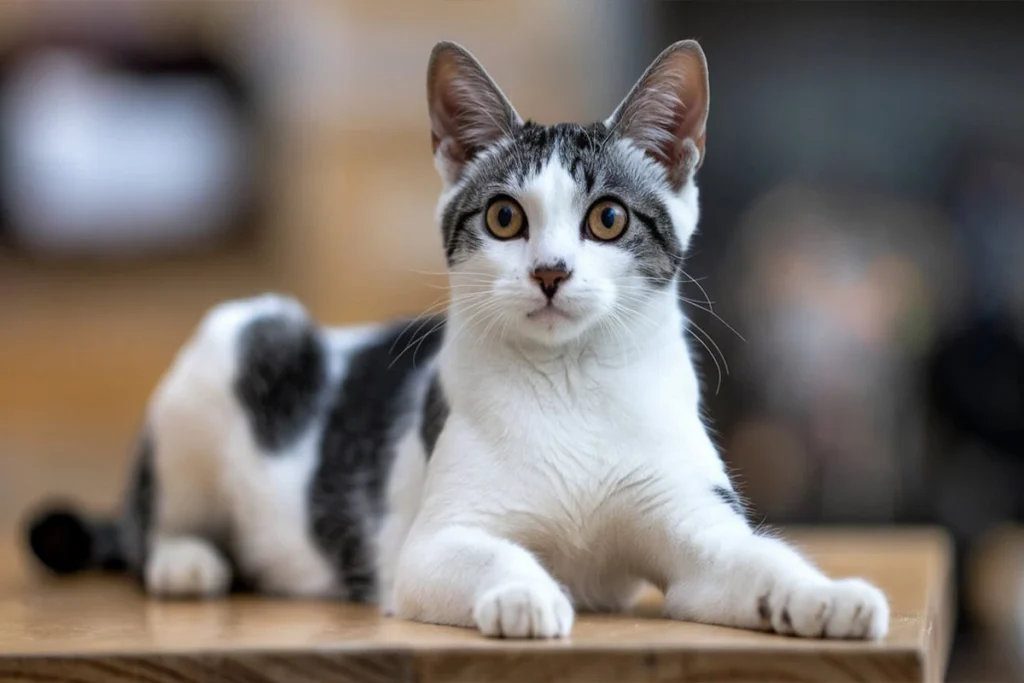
[428,41,709,346]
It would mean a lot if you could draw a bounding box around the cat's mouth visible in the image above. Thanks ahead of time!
[526,303,574,322]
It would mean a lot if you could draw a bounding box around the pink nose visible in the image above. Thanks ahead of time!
[531,266,571,298]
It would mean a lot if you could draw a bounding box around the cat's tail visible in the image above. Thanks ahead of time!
[24,503,126,574]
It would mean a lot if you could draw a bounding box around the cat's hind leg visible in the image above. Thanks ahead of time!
[142,297,294,597]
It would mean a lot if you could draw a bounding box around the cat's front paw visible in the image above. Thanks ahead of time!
[473,582,574,638]
[764,578,889,639]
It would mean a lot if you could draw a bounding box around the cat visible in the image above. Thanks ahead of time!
[25,40,890,641]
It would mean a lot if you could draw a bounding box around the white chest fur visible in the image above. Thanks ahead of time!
[406,301,724,603]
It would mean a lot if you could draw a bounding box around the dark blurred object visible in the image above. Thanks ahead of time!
[930,150,1024,461]
[0,4,263,259]
[722,185,960,524]
[930,317,1024,460]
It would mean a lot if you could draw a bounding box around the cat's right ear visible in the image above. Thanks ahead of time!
[607,40,709,191]
[427,42,522,185]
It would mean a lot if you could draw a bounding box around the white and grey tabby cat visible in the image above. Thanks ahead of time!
[27,40,890,640]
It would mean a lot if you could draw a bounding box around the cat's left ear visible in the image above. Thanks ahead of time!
[607,40,709,191]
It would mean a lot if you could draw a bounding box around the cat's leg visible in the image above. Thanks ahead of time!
[203,295,338,599]
[377,430,429,615]
[142,299,280,597]
[394,524,574,638]
[145,391,233,598]
[634,476,889,639]
[392,415,574,638]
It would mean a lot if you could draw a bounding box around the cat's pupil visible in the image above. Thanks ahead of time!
[497,206,513,227]
[601,207,617,228]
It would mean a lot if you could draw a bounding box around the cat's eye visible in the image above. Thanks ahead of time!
[485,197,526,240]
[585,199,629,241]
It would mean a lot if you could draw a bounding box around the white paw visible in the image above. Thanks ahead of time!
[145,537,232,599]
[473,582,575,638]
[764,578,889,639]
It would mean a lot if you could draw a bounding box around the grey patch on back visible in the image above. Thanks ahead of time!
[310,315,445,602]
[420,373,449,460]
[234,314,328,452]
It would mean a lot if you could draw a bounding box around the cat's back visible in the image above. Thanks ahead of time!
[137,294,444,600]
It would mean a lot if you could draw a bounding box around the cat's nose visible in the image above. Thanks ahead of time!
[531,264,572,299]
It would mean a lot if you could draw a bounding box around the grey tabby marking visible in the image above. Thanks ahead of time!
[441,121,685,284]
[234,315,328,452]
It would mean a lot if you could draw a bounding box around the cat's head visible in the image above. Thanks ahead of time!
[428,41,709,347]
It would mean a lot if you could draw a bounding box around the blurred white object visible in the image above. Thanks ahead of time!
[0,49,246,256]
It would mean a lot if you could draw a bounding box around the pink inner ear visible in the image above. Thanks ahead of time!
[612,42,709,189]
[429,84,467,159]
[426,44,520,182]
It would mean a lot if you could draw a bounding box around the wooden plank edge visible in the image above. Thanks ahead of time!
[924,529,955,683]
[0,645,926,683]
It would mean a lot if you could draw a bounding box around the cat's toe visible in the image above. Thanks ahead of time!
[823,578,890,639]
[772,578,889,640]
[146,537,231,599]
[473,582,574,638]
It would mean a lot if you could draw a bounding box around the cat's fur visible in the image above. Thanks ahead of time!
[25,40,889,640]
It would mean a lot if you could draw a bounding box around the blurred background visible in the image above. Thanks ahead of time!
[0,1,1020,679]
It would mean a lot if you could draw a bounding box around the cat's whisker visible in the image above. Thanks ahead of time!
[443,299,503,352]
[388,300,452,356]
[447,297,506,347]
[606,308,640,366]
[680,269,716,312]
[686,319,729,394]
[477,309,505,350]
[423,282,486,291]
[684,326,724,395]
[388,291,496,369]
[615,286,728,386]
[680,300,747,343]
[390,316,448,370]
[386,287,492,356]
[614,280,746,344]
[409,268,494,278]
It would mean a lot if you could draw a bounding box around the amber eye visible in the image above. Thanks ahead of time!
[586,199,628,241]
[485,197,526,240]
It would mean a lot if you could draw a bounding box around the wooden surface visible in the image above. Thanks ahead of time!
[0,529,950,683]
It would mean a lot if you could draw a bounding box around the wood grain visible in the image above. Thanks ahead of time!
[0,529,951,683]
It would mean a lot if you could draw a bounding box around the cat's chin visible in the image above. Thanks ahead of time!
[525,305,574,324]
[516,308,594,346]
